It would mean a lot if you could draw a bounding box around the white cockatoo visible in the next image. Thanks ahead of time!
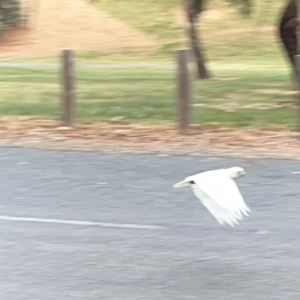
[173,167,250,227]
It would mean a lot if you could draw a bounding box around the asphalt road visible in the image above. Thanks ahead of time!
[0,147,300,299]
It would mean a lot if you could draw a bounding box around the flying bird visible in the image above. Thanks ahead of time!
[173,167,250,227]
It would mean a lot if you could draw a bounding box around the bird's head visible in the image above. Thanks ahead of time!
[226,167,246,179]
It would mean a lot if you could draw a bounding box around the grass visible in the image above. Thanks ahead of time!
[0,59,297,129]
[89,0,287,59]
[0,0,295,129]
[89,0,181,40]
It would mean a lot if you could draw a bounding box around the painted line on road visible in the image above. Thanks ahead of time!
[0,215,164,230]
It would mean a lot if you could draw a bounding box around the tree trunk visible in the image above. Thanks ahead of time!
[297,0,300,53]
[185,0,210,79]
[279,0,297,76]
[278,0,299,92]
[279,0,300,123]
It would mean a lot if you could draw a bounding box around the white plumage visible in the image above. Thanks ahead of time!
[173,167,250,227]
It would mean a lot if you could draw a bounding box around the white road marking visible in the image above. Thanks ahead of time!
[0,215,164,230]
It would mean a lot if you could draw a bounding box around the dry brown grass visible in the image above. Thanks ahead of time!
[0,0,158,57]
[0,117,299,159]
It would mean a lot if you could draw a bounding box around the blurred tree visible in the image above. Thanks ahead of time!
[184,0,252,80]
[222,0,300,72]
[0,0,22,34]
[185,0,300,76]
[184,0,210,79]
[279,0,297,74]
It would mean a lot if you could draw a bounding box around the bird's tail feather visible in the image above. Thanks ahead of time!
[173,179,190,188]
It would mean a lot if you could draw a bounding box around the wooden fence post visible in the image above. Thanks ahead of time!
[176,48,191,135]
[61,49,76,126]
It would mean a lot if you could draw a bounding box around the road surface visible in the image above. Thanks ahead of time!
[0,147,300,299]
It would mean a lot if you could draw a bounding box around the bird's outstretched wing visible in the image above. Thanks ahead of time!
[190,171,250,226]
